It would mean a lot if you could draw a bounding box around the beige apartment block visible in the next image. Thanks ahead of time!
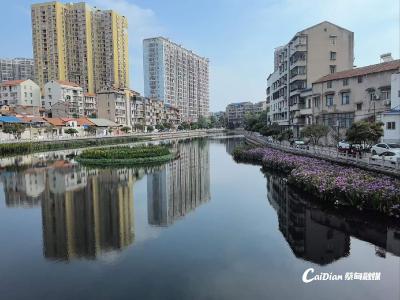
[97,88,131,126]
[226,102,254,128]
[266,21,354,133]
[31,2,129,94]
[308,59,400,128]
[130,93,181,130]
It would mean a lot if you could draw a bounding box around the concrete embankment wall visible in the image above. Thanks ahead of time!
[244,133,400,179]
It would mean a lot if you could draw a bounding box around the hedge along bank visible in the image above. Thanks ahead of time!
[76,145,178,166]
[233,146,400,217]
[0,136,147,157]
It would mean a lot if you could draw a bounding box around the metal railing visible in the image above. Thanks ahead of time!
[244,131,400,173]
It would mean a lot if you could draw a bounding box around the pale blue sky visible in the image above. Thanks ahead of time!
[1,0,399,111]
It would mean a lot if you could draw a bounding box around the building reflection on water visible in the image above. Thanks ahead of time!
[147,139,211,226]
[0,139,212,260]
[0,162,143,261]
[41,163,139,260]
[265,173,400,264]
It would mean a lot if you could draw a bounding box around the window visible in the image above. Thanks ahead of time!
[387,122,396,130]
[357,76,363,83]
[369,92,376,101]
[330,36,337,45]
[325,94,334,107]
[313,96,320,108]
[380,90,390,100]
[341,92,350,105]
[343,79,348,86]
[327,81,332,88]
[330,65,336,74]
[356,103,362,111]
[330,51,336,60]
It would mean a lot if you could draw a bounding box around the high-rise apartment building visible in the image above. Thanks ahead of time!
[0,58,35,82]
[143,37,209,122]
[31,1,129,93]
[266,21,354,135]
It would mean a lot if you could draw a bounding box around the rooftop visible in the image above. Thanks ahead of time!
[314,59,400,83]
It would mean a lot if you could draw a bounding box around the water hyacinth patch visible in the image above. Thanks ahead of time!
[234,147,400,216]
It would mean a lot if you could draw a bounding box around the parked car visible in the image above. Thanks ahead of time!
[290,140,309,149]
[371,143,400,155]
[370,150,400,164]
[337,140,351,149]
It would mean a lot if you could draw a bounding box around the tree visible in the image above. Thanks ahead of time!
[276,129,293,144]
[121,126,131,134]
[180,122,190,130]
[346,121,383,148]
[162,122,170,129]
[190,122,199,130]
[209,115,217,128]
[44,124,56,138]
[64,128,78,136]
[197,116,209,129]
[147,125,154,132]
[2,123,26,140]
[301,124,329,145]
[244,113,259,131]
[259,122,280,137]
[134,124,144,132]
[155,123,165,131]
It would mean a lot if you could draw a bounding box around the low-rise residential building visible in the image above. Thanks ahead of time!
[0,79,41,107]
[44,80,84,117]
[309,58,400,129]
[97,88,131,126]
[253,101,267,114]
[226,102,255,128]
[266,21,355,133]
[382,72,400,143]
[130,93,181,130]
[83,93,97,117]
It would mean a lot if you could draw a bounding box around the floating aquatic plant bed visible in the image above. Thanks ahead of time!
[76,145,177,166]
[233,146,400,217]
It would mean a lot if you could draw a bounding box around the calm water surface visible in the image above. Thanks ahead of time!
[0,138,399,300]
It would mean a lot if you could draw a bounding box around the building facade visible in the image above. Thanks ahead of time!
[310,59,400,129]
[226,101,258,128]
[0,79,41,107]
[44,80,84,117]
[143,37,209,122]
[31,1,129,93]
[83,93,97,117]
[97,88,131,126]
[382,72,400,143]
[266,21,354,134]
[0,58,35,82]
[130,93,181,130]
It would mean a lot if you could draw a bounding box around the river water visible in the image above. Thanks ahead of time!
[0,137,398,300]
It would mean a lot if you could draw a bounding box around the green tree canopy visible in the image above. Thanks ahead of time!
[2,123,26,140]
[301,124,329,145]
[64,128,78,136]
[121,126,131,133]
[346,121,383,147]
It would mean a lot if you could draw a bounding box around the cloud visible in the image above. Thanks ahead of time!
[89,0,165,93]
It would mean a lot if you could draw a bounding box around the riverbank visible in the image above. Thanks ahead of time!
[0,129,225,157]
[233,145,400,217]
[243,131,400,177]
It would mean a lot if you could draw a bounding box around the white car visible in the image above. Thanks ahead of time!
[371,143,400,155]
[371,150,400,164]
[337,140,351,149]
